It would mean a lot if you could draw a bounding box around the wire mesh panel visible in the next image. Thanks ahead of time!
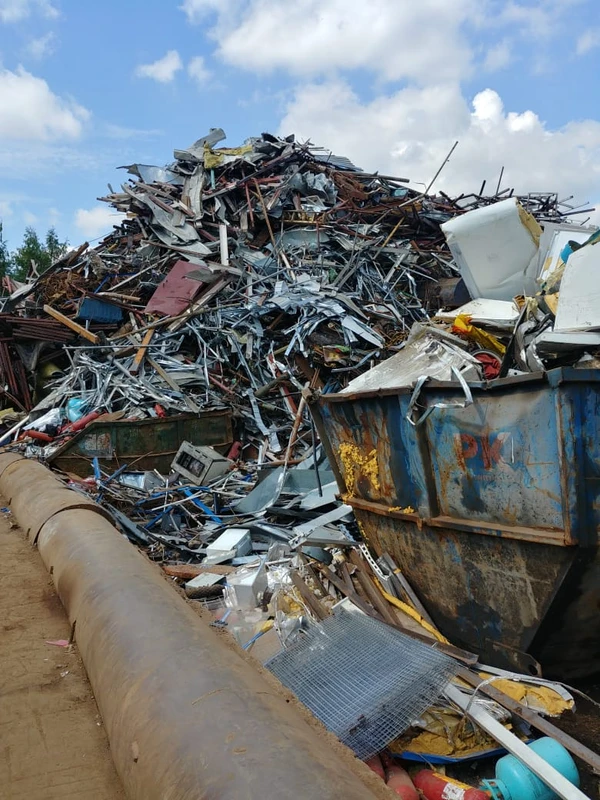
[265,609,457,759]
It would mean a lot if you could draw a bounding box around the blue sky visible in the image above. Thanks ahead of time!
[0,0,599,250]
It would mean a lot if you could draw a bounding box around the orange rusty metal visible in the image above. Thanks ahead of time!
[0,455,112,542]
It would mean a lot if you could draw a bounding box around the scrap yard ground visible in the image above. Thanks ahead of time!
[2,129,600,798]
[0,509,125,800]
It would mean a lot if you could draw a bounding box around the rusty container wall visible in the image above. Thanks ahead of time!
[49,409,233,477]
[315,368,600,680]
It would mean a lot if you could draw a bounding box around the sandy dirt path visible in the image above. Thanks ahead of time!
[0,506,125,799]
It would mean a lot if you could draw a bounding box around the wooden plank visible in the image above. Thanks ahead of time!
[162,564,236,580]
[130,328,155,375]
[290,571,330,621]
[348,550,398,626]
[457,667,600,775]
[96,292,141,302]
[298,554,329,599]
[339,562,355,594]
[317,563,383,620]
[146,356,201,413]
[65,240,89,266]
[43,305,99,344]
[146,356,180,392]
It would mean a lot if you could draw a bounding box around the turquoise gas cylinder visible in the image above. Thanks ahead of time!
[482,738,580,800]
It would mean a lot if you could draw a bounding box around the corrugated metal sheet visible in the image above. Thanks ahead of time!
[77,298,123,324]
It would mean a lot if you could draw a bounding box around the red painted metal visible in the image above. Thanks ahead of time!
[61,410,102,434]
[413,770,489,800]
[22,430,54,443]
[145,260,203,316]
[386,765,419,800]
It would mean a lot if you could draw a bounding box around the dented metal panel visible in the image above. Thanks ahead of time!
[423,384,566,536]
[314,368,600,679]
[145,260,204,316]
[318,369,600,546]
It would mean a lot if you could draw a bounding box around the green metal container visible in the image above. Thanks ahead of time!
[49,410,233,477]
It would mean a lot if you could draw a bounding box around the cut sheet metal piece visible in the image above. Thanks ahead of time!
[145,260,204,316]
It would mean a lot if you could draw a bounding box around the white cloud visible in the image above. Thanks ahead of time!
[184,0,478,83]
[184,0,594,81]
[0,66,89,140]
[74,206,125,240]
[23,210,37,224]
[187,55,211,86]
[25,31,56,60]
[0,0,58,23]
[279,80,600,216]
[48,206,60,224]
[498,0,584,39]
[180,0,227,23]
[576,28,600,55]
[104,123,163,139]
[483,39,512,71]
[135,50,183,83]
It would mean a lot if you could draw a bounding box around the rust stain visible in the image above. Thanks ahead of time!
[339,442,381,493]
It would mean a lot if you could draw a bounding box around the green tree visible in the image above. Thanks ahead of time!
[11,226,68,281]
[0,223,12,278]
[44,227,67,264]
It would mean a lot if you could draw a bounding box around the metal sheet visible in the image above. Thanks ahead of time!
[319,370,600,544]
[554,242,600,331]
[77,297,123,323]
[423,384,564,532]
[145,260,204,316]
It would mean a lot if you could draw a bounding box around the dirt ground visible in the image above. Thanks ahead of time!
[0,508,125,800]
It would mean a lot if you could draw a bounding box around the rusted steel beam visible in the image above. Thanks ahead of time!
[347,495,570,547]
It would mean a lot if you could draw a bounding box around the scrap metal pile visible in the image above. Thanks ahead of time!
[0,129,464,446]
[0,127,596,592]
[0,130,592,445]
[0,129,596,799]
[0,128,595,574]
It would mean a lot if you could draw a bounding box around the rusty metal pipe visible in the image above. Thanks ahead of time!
[0,455,387,800]
[0,455,112,542]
